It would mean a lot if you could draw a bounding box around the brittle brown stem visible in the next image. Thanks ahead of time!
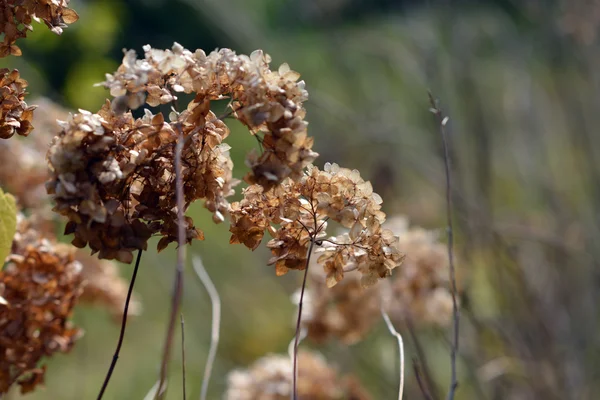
[156,128,186,399]
[292,237,315,400]
[96,249,143,400]
[428,91,459,400]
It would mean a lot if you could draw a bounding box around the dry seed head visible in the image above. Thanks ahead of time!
[0,0,79,58]
[230,163,403,287]
[0,214,83,395]
[224,350,371,400]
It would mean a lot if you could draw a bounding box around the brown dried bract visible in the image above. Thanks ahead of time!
[230,163,404,287]
[0,69,36,140]
[0,0,79,58]
[224,350,372,400]
[0,214,83,395]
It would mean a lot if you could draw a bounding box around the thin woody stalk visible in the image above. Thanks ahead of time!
[156,131,186,399]
[428,91,459,400]
[97,249,143,400]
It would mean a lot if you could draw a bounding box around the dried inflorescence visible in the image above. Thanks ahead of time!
[230,163,404,287]
[0,0,79,57]
[46,43,318,262]
[300,267,383,344]
[0,214,83,394]
[1,69,36,140]
[224,350,372,400]
[100,44,317,188]
[384,216,453,326]
[76,251,141,320]
[300,216,453,343]
[0,97,67,207]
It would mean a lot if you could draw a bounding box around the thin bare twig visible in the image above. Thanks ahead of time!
[192,255,221,400]
[413,358,435,400]
[156,128,187,399]
[406,317,440,400]
[381,308,405,400]
[180,314,187,400]
[96,249,143,400]
[292,238,316,400]
[428,91,459,400]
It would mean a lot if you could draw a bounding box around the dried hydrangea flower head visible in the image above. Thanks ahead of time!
[0,69,36,139]
[100,44,317,188]
[299,216,453,344]
[0,0,78,57]
[76,251,141,320]
[224,350,371,400]
[0,97,67,207]
[0,214,83,394]
[47,43,318,262]
[299,265,383,344]
[384,216,454,326]
[230,163,404,287]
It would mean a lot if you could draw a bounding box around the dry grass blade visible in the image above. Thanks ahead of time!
[192,255,221,400]
[428,91,460,400]
[381,308,405,400]
[143,380,166,400]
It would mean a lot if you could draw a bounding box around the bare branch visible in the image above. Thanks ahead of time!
[428,91,460,400]
[381,308,405,400]
[192,255,222,400]
[96,249,143,400]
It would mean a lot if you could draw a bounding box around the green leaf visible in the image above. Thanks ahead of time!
[0,188,17,265]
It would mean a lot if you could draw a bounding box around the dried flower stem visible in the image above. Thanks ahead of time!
[428,91,459,400]
[406,317,440,400]
[157,131,187,399]
[413,359,435,400]
[192,255,221,400]
[97,249,143,400]
[381,308,405,400]
[180,314,187,400]
[292,236,316,400]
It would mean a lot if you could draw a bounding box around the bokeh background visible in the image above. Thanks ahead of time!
[4,0,600,398]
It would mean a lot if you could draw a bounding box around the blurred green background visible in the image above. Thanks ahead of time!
[4,0,600,398]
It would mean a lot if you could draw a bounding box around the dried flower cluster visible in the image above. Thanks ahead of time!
[0,214,83,394]
[0,69,36,140]
[300,216,453,343]
[385,216,454,326]
[230,163,404,287]
[224,350,371,400]
[0,98,66,207]
[76,251,141,319]
[47,43,318,262]
[0,0,78,57]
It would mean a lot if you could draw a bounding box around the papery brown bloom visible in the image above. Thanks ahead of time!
[0,214,83,394]
[0,97,67,208]
[384,216,454,326]
[0,69,36,140]
[301,216,454,344]
[99,44,317,189]
[230,163,403,287]
[0,0,79,58]
[76,251,141,320]
[224,350,372,400]
[46,100,234,261]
